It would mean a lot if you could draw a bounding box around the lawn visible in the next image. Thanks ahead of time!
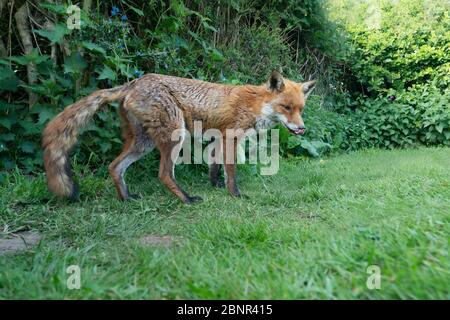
[0,147,449,299]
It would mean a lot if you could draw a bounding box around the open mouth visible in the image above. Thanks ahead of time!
[291,127,305,135]
[282,122,305,135]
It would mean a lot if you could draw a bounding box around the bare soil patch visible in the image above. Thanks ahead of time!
[139,235,179,247]
[0,231,41,255]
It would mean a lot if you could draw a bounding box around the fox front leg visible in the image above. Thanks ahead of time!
[222,136,248,198]
[207,136,224,188]
[209,163,224,188]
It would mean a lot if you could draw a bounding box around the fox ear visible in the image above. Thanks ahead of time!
[302,80,316,99]
[267,70,285,92]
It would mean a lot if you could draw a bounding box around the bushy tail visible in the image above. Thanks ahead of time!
[42,85,130,199]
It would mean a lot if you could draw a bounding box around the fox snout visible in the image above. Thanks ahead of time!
[283,121,306,135]
[279,113,306,135]
[290,116,306,135]
[292,126,306,135]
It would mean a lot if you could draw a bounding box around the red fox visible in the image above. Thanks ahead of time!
[42,71,315,203]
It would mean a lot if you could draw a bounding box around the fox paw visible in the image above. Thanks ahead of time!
[185,195,203,204]
[211,180,225,188]
[230,192,249,199]
[121,193,141,201]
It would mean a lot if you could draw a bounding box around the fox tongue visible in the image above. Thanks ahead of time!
[294,128,305,135]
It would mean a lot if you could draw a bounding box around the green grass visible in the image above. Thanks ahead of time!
[1,147,449,299]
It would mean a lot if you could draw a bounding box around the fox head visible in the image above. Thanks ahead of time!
[258,70,316,135]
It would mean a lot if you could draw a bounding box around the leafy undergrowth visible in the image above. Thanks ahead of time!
[0,147,449,299]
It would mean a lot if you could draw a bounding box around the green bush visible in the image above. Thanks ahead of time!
[339,86,450,150]
[414,87,450,146]
[330,0,450,96]
[325,0,450,150]
[220,25,298,83]
[0,0,339,177]
[343,99,420,150]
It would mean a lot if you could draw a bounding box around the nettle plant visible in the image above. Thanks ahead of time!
[403,85,450,147]
[338,83,450,151]
[346,99,420,150]
[380,84,450,148]
[0,1,227,179]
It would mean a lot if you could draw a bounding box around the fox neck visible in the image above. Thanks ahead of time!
[229,85,279,130]
[255,103,279,130]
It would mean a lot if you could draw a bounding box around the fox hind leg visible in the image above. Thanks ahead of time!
[129,90,201,203]
[109,107,154,200]
[157,139,203,204]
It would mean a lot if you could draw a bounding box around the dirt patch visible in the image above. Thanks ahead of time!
[139,235,179,247]
[0,231,41,255]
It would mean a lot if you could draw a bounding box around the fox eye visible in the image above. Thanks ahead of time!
[282,105,292,112]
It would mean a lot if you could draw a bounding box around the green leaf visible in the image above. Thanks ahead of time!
[0,103,23,112]
[287,136,302,149]
[20,141,35,153]
[9,50,50,65]
[209,48,224,62]
[38,109,57,125]
[64,52,87,74]
[97,65,116,81]
[99,141,112,153]
[311,141,332,154]
[127,6,144,16]
[21,81,63,99]
[0,66,20,92]
[8,56,29,66]
[0,117,16,129]
[435,123,444,133]
[1,157,14,170]
[35,23,71,44]
[39,2,67,14]
[201,19,218,33]
[19,120,41,135]
[0,66,16,81]
[300,139,319,157]
[82,41,107,56]
[0,133,15,141]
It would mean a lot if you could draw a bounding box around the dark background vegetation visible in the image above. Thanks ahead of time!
[0,0,449,181]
